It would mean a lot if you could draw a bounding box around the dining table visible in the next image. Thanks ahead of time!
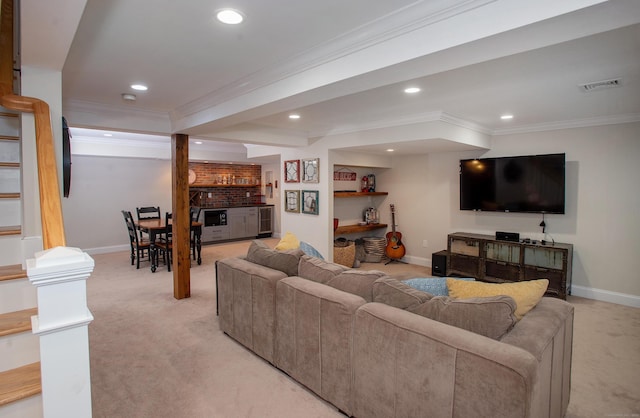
[136,218,202,272]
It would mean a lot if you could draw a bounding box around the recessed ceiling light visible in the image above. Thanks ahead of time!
[216,9,244,24]
[500,114,514,120]
[194,141,203,145]
[131,84,148,91]
[121,93,136,101]
[387,149,395,152]
[289,114,301,120]
[404,87,421,94]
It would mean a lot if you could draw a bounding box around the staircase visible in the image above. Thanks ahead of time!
[0,110,43,418]
[0,110,43,416]
[1,1,94,415]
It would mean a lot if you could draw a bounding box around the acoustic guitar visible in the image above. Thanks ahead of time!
[385,204,406,260]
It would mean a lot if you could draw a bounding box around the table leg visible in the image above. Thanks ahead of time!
[196,228,202,265]
[150,230,157,273]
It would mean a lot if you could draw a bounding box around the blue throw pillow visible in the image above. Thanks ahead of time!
[403,277,475,296]
[299,241,324,260]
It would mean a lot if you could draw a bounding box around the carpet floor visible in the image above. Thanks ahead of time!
[87,239,640,417]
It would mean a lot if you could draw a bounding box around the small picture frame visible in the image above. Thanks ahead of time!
[285,190,300,213]
[284,160,300,183]
[301,190,319,215]
[302,158,319,183]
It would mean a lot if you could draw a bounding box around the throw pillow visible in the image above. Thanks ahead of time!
[246,240,303,276]
[275,232,300,250]
[372,277,432,310]
[299,241,324,259]
[403,277,475,296]
[326,270,388,302]
[446,278,549,320]
[408,295,518,340]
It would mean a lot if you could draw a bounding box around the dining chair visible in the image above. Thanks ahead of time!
[121,210,151,269]
[190,206,202,261]
[136,206,161,240]
[155,212,173,271]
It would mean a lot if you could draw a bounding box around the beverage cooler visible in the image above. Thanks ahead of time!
[258,206,273,237]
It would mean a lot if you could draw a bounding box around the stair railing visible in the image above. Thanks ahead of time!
[1,2,94,417]
[1,0,65,250]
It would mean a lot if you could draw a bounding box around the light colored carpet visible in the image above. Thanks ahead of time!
[87,239,640,417]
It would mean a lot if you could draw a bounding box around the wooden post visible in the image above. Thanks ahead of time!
[171,134,190,299]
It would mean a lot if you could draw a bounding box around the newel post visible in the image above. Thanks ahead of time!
[27,246,95,418]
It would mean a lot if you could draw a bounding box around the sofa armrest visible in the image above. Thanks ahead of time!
[353,302,540,418]
[216,257,288,363]
[500,297,574,417]
[275,276,367,416]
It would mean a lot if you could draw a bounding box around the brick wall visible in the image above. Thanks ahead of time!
[189,162,262,207]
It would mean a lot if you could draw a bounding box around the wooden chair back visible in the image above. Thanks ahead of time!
[136,206,161,222]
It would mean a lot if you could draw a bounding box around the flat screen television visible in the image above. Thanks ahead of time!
[460,153,565,214]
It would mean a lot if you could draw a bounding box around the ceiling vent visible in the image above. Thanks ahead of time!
[579,78,622,92]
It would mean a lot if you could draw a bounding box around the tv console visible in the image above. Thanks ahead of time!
[446,232,573,299]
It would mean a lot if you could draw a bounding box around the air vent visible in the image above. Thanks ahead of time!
[579,78,622,92]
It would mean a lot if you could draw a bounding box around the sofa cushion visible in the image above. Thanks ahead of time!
[246,240,303,277]
[403,277,475,296]
[447,278,549,320]
[372,277,432,310]
[326,269,388,302]
[298,255,348,284]
[407,295,518,340]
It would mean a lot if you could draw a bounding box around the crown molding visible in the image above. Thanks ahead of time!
[492,113,640,135]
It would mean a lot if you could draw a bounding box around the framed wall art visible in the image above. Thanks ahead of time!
[285,190,300,213]
[302,158,319,183]
[284,159,300,183]
[301,190,319,215]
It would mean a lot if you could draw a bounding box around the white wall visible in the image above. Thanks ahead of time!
[387,122,640,304]
[62,156,173,252]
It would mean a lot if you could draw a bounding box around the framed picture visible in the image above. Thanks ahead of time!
[285,190,300,213]
[301,190,319,215]
[284,159,300,183]
[302,158,319,183]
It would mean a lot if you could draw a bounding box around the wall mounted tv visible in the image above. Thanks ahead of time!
[460,153,565,214]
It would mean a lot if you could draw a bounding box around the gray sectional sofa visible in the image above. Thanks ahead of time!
[215,240,574,418]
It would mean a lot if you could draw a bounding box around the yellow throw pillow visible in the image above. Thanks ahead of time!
[446,278,548,320]
[275,232,300,250]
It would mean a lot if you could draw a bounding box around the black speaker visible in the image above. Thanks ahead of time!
[431,250,448,277]
[496,231,520,242]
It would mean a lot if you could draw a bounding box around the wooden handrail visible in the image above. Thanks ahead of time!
[1,0,14,96]
[0,0,66,249]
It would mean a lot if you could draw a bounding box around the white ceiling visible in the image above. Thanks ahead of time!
[23,0,640,158]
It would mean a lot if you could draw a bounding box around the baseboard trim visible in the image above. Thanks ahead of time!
[571,284,640,308]
[403,255,429,267]
[84,244,129,255]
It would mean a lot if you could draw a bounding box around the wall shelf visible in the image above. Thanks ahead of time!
[335,223,387,235]
[334,191,388,198]
[190,184,260,188]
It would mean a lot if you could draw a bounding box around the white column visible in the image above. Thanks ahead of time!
[27,246,95,418]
